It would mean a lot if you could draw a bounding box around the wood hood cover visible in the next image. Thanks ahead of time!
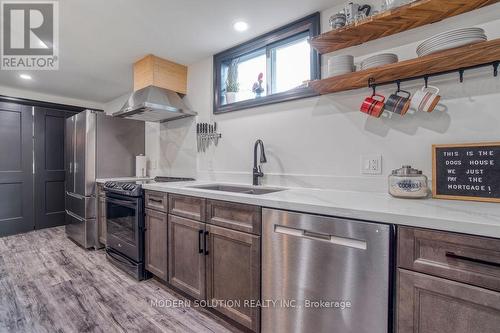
[113,55,196,122]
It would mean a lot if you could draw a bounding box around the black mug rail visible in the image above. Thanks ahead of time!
[368,61,500,91]
[445,251,500,268]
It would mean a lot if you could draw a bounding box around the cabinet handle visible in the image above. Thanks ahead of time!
[149,198,163,203]
[445,251,500,268]
[204,231,209,255]
[198,230,204,254]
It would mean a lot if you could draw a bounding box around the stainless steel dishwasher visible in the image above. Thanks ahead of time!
[262,208,393,333]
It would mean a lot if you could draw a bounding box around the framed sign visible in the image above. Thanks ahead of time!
[432,142,500,203]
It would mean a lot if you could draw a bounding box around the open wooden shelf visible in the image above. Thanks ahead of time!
[309,39,500,95]
[310,0,500,54]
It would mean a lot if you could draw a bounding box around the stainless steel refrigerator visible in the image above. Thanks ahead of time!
[65,110,145,248]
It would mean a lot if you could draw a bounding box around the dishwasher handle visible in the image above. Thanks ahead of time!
[274,225,367,250]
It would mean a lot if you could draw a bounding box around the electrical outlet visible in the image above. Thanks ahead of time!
[361,154,382,175]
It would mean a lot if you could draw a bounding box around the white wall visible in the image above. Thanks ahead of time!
[0,84,103,110]
[129,3,500,192]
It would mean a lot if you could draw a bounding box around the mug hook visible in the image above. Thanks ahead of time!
[493,62,499,77]
[459,69,465,83]
[368,78,376,95]
[396,80,401,92]
[424,76,429,88]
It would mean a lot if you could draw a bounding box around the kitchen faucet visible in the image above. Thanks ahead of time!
[253,139,267,186]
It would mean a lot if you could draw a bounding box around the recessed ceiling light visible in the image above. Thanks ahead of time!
[233,21,249,32]
[19,74,32,80]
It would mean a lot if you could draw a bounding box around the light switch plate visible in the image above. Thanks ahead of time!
[361,154,382,175]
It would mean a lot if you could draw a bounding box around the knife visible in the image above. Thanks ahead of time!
[196,123,200,152]
[201,123,204,152]
[203,123,207,152]
[214,122,219,146]
[209,124,213,147]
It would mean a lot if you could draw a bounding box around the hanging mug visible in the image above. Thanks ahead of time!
[360,93,385,118]
[385,90,411,116]
[410,85,441,113]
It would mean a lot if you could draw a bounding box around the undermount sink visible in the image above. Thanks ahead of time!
[189,184,285,195]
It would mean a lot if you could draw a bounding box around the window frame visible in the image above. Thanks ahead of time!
[213,13,321,114]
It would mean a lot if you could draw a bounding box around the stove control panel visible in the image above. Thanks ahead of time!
[103,181,142,197]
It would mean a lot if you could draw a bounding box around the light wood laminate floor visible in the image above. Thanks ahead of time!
[0,227,237,333]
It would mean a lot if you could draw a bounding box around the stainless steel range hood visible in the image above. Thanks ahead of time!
[113,85,197,122]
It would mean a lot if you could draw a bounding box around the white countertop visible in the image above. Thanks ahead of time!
[142,181,500,238]
[96,177,153,183]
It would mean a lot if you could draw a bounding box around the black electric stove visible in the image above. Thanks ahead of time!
[103,176,194,280]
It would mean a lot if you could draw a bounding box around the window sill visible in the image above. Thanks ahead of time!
[214,87,318,114]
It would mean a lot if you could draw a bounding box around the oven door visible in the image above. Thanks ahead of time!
[106,193,142,262]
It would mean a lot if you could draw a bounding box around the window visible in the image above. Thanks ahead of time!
[213,13,320,114]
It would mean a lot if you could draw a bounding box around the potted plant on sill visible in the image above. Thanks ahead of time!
[225,59,239,104]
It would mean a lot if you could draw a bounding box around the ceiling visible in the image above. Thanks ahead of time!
[0,0,335,104]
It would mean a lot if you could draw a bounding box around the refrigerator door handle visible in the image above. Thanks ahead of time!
[66,191,85,200]
[66,210,85,222]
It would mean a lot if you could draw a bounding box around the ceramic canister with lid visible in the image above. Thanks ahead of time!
[388,165,429,198]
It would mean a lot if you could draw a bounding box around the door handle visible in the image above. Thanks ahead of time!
[204,231,209,255]
[274,225,367,250]
[445,251,500,268]
[198,230,204,254]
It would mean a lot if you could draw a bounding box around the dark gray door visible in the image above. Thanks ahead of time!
[0,102,34,236]
[34,107,77,229]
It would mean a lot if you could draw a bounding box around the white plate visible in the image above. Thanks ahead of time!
[361,53,398,62]
[417,33,486,52]
[419,28,484,43]
[418,38,486,57]
[418,37,487,55]
[417,28,485,51]
[418,36,486,53]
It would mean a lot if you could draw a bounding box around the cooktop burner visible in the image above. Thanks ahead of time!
[104,176,195,197]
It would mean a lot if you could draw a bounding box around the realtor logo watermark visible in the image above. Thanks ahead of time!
[1,1,59,70]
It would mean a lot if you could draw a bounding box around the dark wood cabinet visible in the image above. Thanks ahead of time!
[169,194,206,221]
[397,268,500,333]
[207,199,261,235]
[397,226,500,333]
[206,224,261,332]
[168,214,206,300]
[144,192,261,331]
[398,226,500,292]
[145,208,168,281]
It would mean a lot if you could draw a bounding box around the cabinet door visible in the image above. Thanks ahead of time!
[168,215,206,299]
[206,224,261,332]
[397,269,500,333]
[145,209,168,281]
[97,196,106,247]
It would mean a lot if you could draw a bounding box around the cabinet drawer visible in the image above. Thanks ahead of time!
[398,226,500,292]
[207,200,261,235]
[145,191,168,212]
[397,269,500,333]
[168,194,206,221]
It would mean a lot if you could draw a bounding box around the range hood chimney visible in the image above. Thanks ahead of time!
[113,55,196,122]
